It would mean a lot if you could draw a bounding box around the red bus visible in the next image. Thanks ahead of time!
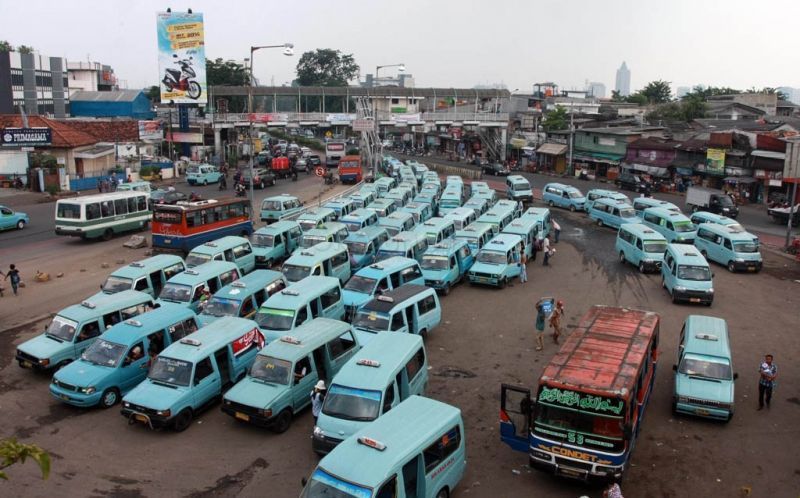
[337,155,363,184]
[500,305,660,482]
[152,198,254,254]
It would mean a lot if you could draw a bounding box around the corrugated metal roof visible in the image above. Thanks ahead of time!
[536,143,567,155]
[70,90,144,102]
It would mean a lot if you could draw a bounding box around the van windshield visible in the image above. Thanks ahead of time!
[677,265,712,281]
[254,308,295,331]
[322,384,382,421]
[477,251,507,265]
[643,241,668,253]
[421,255,449,270]
[185,253,212,267]
[148,356,192,386]
[81,339,126,367]
[281,264,311,282]
[733,241,759,253]
[619,208,637,219]
[102,276,132,293]
[201,297,241,317]
[252,234,275,248]
[46,316,78,342]
[352,311,389,332]
[301,469,371,498]
[300,235,327,248]
[250,355,291,385]
[345,241,368,255]
[375,250,405,262]
[159,283,192,303]
[344,275,376,294]
[673,221,695,233]
[299,220,319,231]
[342,221,363,232]
[568,191,583,199]
[679,356,732,380]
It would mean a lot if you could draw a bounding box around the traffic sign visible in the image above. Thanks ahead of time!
[315,167,326,177]
[352,119,374,132]
[325,131,333,138]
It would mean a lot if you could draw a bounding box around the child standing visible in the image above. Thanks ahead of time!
[5,264,20,296]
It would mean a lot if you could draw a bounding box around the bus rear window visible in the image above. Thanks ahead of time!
[57,203,81,219]
[154,210,182,223]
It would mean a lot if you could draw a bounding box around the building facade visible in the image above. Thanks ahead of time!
[587,82,606,98]
[67,61,118,94]
[615,62,631,97]
[70,90,154,119]
[0,51,70,118]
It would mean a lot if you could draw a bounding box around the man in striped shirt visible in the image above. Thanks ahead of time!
[758,354,777,410]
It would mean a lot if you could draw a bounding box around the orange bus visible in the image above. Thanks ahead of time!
[337,155,363,184]
[500,305,660,482]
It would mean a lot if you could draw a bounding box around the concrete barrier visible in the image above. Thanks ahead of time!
[424,161,482,180]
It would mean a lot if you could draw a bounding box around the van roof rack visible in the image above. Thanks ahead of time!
[180,338,201,346]
[377,295,394,303]
[231,281,247,288]
[129,262,145,268]
[357,436,386,451]
[280,335,301,345]
[281,289,299,296]
[696,333,718,341]
[81,300,96,309]
[184,269,199,276]
[125,319,142,327]
[357,359,381,368]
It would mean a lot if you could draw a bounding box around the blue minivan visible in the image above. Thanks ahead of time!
[342,257,425,320]
[50,303,199,408]
[197,270,287,326]
[543,182,585,211]
[661,243,714,305]
[121,317,264,431]
[421,239,474,295]
[467,233,524,288]
[343,226,390,271]
[694,223,762,273]
[588,197,639,229]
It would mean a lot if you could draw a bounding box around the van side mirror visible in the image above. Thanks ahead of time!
[301,477,308,487]
[733,372,739,380]
[672,364,678,372]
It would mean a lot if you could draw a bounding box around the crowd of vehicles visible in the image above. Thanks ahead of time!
[23,157,769,494]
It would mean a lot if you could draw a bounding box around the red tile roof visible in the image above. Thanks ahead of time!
[0,115,97,148]
[62,120,139,142]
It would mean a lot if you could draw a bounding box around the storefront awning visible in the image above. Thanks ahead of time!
[723,176,758,184]
[675,167,694,176]
[510,138,528,149]
[573,152,624,165]
[536,143,567,156]
[628,163,670,177]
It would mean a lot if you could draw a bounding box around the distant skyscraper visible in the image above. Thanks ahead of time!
[587,82,606,98]
[615,62,631,97]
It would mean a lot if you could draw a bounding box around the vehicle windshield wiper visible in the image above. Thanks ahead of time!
[45,333,65,342]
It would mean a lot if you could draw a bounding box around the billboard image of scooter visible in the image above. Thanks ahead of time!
[162,54,202,100]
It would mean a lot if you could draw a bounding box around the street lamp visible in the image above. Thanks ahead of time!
[246,43,293,210]
[371,63,405,177]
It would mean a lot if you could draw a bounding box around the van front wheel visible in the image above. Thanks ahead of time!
[569,204,576,212]
[548,200,554,207]
[99,388,120,409]
[619,251,626,264]
[727,261,736,273]
[173,409,193,432]
[272,409,292,433]
[436,488,449,498]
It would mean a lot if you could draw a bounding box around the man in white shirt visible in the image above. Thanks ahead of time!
[542,235,553,266]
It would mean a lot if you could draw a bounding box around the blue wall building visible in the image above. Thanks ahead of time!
[70,90,154,119]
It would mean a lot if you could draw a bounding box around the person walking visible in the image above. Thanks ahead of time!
[603,480,624,498]
[310,380,327,423]
[542,235,552,266]
[5,264,21,296]
[552,220,561,243]
[758,354,777,410]
[519,252,528,283]
[534,298,552,352]
[549,300,564,344]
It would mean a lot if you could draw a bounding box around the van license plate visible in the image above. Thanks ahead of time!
[60,394,70,401]
[689,298,701,303]
[134,414,148,423]
[696,408,709,416]
[20,361,32,368]
[747,267,755,272]
[235,412,250,422]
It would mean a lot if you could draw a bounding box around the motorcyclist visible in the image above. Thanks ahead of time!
[189,192,201,202]
[235,182,246,197]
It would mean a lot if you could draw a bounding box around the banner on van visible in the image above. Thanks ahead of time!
[232,328,265,356]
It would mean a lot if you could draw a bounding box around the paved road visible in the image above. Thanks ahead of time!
[1,196,798,497]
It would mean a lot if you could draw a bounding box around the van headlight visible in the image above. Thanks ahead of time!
[39,358,50,367]
[677,395,689,403]
[674,286,686,292]
[259,408,272,418]
[313,426,325,437]
[156,409,171,417]
[80,386,96,395]
[123,402,131,408]
[706,288,714,293]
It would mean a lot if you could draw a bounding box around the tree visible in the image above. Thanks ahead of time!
[625,93,648,105]
[206,58,249,87]
[295,49,359,86]
[0,438,50,480]
[611,90,625,102]
[145,85,160,104]
[0,40,12,52]
[636,80,672,104]
[646,96,706,123]
[542,106,569,132]
[16,45,34,55]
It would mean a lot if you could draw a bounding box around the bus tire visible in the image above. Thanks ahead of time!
[272,409,292,434]
[173,409,193,432]
[436,487,449,498]
[99,388,120,409]
[102,228,113,241]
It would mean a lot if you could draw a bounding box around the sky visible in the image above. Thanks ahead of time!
[2,0,799,96]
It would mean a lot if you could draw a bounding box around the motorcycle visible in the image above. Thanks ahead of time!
[162,54,202,100]
[234,183,247,197]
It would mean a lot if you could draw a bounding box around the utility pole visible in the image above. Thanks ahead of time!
[567,104,575,176]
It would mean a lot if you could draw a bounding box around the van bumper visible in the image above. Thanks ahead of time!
[312,432,344,455]
[673,289,713,305]
[120,406,172,429]
[732,260,762,272]
[49,384,101,407]
[674,400,732,421]
[221,404,275,428]
[468,273,499,286]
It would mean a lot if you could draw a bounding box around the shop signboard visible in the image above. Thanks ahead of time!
[706,148,726,174]
[138,121,163,141]
[2,128,52,147]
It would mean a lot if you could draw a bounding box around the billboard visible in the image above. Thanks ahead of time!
[138,120,163,140]
[2,128,52,147]
[157,11,207,104]
[706,148,726,174]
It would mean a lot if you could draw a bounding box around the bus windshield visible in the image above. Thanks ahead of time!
[322,385,382,421]
[159,283,193,303]
[301,469,371,498]
[102,276,132,293]
[254,308,295,331]
[535,403,624,440]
